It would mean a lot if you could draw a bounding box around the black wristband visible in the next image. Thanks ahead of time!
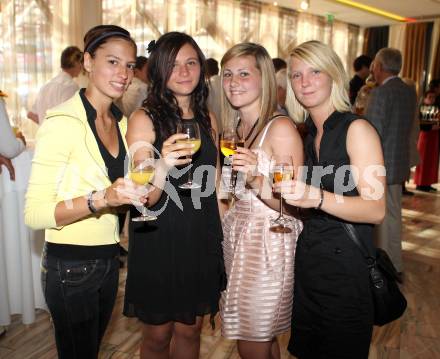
[316,186,324,210]
[87,190,97,213]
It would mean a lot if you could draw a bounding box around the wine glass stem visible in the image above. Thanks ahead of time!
[279,197,284,220]
[187,155,193,184]
[230,169,237,194]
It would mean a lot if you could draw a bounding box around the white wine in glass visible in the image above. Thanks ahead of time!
[130,154,157,222]
[270,154,294,233]
[220,128,244,193]
[176,120,202,189]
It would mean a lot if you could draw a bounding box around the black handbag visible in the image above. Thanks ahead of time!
[341,223,407,326]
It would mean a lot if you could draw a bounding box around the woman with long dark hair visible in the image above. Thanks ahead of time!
[123,32,224,359]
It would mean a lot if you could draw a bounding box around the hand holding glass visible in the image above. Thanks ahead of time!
[220,128,244,194]
[270,155,294,233]
[129,153,157,221]
[176,121,201,189]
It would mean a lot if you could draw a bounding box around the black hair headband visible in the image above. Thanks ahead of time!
[84,31,131,53]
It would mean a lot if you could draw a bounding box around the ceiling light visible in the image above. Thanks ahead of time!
[332,0,416,22]
[300,0,309,11]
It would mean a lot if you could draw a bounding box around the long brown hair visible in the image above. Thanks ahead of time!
[144,32,211,143]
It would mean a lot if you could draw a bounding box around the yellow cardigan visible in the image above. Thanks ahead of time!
[25,92,128,246]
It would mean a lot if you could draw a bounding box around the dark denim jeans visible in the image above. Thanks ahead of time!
[41,251,119,359]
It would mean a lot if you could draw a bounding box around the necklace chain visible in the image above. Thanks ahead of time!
[236,118,259,142]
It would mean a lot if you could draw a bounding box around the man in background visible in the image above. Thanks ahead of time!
[365,48,417,277]
[118,56,148,117]
[271,58,288,116]
[27,46,82,124]
[349,55,372,105]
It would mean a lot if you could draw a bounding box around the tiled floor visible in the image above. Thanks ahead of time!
[1,184,439,359]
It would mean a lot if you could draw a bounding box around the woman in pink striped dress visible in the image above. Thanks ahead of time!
[219,43,303,359]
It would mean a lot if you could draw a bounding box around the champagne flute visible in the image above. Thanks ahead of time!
[220,128,244,193]
[270,154,294,233]
[129,151,157,221]
[177,121,202,189]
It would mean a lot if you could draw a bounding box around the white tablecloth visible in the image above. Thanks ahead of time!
[0,149,46,325]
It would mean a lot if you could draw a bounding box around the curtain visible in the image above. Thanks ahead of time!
[239,0,261,44]
[212,0,240,58]
[388,23,406,54]
[428,19,440,84]
[259,4,279,57]
[423,22,433,92]
[332,20,349,72]
[77,0,102,43]
[389,21,439,93]
[102,0,360,69]
[346,24,360,78]
[296,12,331,46]
[402,22,428,96]
[0,0,362,131]
[363,26,389,58]
[103,0,164,57]
[277,8,298,59]
[432,34,440,81]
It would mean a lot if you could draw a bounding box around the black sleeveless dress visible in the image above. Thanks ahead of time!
[288,111,375,359]
[123,117,225,325]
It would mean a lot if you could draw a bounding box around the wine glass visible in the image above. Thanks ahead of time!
[220,128,244,194]
[11,114,22,137]
[177,121,201,189]
[429,106,438,121]
[270,154,294,233]
[129,151,157,222]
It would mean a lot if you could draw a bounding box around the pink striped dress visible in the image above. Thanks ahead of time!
[220,122,303,341]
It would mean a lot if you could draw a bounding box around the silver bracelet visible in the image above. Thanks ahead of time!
[87,190,98,213]
[315,187,324,210]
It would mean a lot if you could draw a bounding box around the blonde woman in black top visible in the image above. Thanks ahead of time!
[277,40,385,359]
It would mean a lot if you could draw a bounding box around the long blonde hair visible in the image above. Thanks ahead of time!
[220,43,277,132]
[286,40,351,123]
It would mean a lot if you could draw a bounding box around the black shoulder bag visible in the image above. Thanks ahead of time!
[341,223,407,326]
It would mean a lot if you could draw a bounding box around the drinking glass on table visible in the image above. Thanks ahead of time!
[129,151,157,221]
[176,121,201,189]
[220,128,244,194]
[270,154,294,233]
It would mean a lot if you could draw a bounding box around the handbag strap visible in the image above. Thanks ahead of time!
[341,222,376,262]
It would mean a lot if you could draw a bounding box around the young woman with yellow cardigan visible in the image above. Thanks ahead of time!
[25,25,148,359]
